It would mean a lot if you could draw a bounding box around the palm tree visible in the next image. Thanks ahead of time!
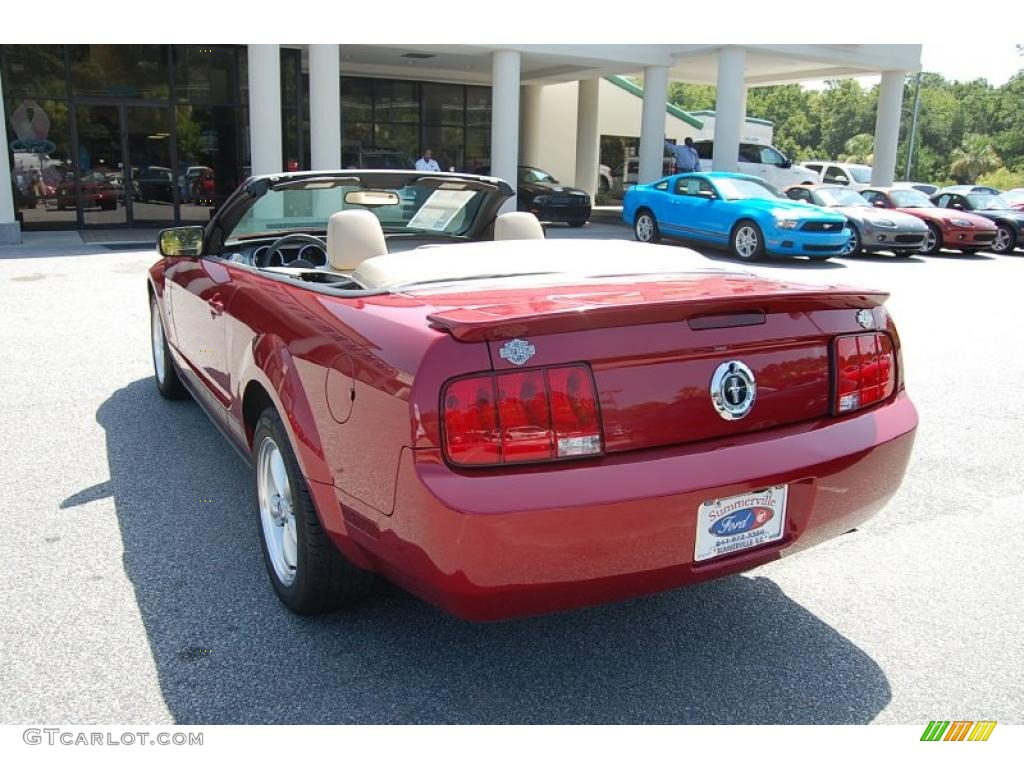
[950,134,1001,183]
[839,133,874,165]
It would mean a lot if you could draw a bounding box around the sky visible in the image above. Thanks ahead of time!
[920,42,1021,85]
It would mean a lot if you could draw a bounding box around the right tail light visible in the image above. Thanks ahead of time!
[833,332,896,414]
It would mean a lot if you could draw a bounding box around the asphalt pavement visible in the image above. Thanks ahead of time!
[0,222,1021,724]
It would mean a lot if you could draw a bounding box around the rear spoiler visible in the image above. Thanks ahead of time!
[427,288,890,342]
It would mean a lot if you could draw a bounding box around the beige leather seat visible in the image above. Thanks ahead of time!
[494,211,544,241]
[326,209,388,272]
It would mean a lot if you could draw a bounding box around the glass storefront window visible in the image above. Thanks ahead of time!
[173,46,239,105]
[423,83,463,126]
[69,45,170,100]
[422,125,463,172]
[176,105,242,224]
[466,86,491,127]
[374,80,418,123]
[5,97,76,228]
[374,123,418,157]
[341,78,372,124]
[1,45,67,99]
[465,127,490,172]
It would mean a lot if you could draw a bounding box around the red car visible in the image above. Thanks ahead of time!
[861,187,997,254]
[148,170,918,621]
[56,170,118,211]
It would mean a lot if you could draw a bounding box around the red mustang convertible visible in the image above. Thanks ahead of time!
[148,170,917,620]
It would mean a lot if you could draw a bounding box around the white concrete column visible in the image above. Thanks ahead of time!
[739,87,748,138]
[712,47,746,172]
[519,84,544,168]
[308,44,341,171]
[638,65,669,184]
[0,68,21,244]
[247,44,283,176]
[871,70,906,187]
[491,50,521,213]
[574,78,600,197]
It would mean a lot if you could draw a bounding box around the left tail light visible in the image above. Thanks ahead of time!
[442,364,603,467]
[833,332,896,414]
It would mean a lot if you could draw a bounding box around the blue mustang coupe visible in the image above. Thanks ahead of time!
[623,171,851,260]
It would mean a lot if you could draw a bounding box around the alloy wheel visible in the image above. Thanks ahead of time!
[635,214,655,242]
[151,305,165,386]
[257,436,298,586]
[735,226,759,259]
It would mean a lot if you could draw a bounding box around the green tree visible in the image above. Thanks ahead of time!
[839,133,875,164]
[950,134,1001,182]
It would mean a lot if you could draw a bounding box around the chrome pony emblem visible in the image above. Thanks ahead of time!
[856,309,875,329]
[499,338,537,366]
[710,361,756,421]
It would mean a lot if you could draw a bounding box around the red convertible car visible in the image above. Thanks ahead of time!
[148,170,918,620]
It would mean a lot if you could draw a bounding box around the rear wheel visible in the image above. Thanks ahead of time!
[991,223,1017,254]
[254,409,379,614]
[150,296,187,400]
[921,222,943,255]
[731,220,765,261]
[634,210,660,243]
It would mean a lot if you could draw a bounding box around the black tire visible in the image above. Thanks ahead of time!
[633,209,660,243]
[253,408,379,614]
[844,224,863,257]
[150,296,188,400]
[569,220,586,228]
[730,220,766,261]
[991,223,1018,254]
[921,222,943,255]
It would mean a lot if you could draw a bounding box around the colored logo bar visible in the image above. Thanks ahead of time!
[921,720,996,742]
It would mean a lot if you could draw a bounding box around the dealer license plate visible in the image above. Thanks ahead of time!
[694,485,788,563]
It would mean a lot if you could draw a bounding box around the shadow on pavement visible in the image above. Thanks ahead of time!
[69,377,892,725]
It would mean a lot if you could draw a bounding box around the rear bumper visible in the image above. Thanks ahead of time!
[322,392,917,621]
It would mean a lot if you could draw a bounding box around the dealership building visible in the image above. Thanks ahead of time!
[0,44,921,243]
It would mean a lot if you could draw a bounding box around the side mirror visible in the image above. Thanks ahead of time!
[779,159,792,169]
[158,226,204,257]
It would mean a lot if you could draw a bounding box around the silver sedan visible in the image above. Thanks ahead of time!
[784,184,929,256]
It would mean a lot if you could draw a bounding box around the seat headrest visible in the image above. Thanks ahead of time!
[327,209,387,272]
[494,211,544,241]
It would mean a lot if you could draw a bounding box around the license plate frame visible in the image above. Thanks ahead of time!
[694,485,788,563]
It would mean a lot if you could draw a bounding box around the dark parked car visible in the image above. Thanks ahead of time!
[134,166,175,204]
[475,165,592,227]
[930,186,1024,254]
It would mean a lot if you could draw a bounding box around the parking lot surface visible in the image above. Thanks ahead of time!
[1,222,1021,724]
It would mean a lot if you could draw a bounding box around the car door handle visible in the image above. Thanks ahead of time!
[207,295,225,317]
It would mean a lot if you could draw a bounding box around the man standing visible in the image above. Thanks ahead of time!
[415,148,441,172]
[665,137,700,173]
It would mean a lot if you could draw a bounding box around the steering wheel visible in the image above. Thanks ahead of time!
[258,233,327,268]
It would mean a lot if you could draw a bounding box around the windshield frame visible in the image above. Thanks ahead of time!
[206,171,513,255]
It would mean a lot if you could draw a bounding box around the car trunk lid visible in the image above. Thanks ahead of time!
[424,274,888,453]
